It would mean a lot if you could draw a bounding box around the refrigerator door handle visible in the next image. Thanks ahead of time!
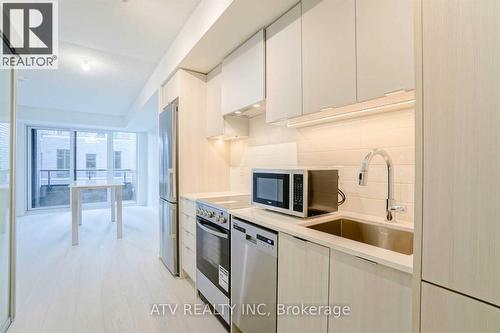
[171,104,178,203]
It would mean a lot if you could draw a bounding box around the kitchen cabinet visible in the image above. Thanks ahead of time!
[302,0,357,114]
[265,3,302,123]
[420,0,500,307]
[277,233,330,333]
[421,282,500,332]
[355,0,414,102]
[329,250,412,333]
[221,30,265,116]
[206,65,224,138]
[179,197,197,281]
[206,65,249,139]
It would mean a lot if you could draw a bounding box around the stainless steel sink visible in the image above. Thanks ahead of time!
[306,219,413,255]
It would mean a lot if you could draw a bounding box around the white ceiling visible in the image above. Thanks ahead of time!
[17,0,200,116]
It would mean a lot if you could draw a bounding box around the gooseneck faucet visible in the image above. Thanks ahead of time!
[358,149,406,222]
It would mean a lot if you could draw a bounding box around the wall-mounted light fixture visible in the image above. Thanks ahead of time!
[287,90,415,128]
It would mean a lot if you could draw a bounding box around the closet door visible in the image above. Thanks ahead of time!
[421,0,500,306]
[0,69,14,331]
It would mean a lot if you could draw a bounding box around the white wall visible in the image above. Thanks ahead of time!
[147,128,159,209]
[127,0,233,120]
[230,109,415,223]
[136,132,148,206]
[17,105,126,130]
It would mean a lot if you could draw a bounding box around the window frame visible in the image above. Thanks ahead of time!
[26,125,140,211]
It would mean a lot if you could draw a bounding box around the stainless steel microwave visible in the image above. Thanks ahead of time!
[251,168,339,217]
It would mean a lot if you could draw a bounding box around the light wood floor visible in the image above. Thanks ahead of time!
[8,206,226,333]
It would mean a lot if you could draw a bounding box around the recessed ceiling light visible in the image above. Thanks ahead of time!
[234,111,242,114]
[253,104,260,108]
[81,59,91,71]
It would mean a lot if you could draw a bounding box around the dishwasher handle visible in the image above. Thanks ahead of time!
[245,234,257,245]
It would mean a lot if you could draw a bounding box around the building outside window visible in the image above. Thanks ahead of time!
[85,153,97,179]
[56,149,70,178]
[29,128,139,209]
[113,151,122,169]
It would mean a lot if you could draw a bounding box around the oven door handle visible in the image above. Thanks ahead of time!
[196,221,228,239]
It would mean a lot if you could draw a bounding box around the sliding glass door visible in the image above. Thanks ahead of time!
[0,70,14,332]
[113,132,137,202]
[29,128,138,210]
[76,131,108,204]
[30,129,72,208]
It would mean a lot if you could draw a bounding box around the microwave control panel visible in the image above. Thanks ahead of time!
[293,174,304,213]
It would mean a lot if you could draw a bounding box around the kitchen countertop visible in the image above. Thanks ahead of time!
[229,207,414,274]
[181,191,248,201]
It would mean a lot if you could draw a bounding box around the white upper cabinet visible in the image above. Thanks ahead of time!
[302,0,357,114]
[206,65,224,138]
[206,64,249,139]
[221,30,265,116]
[266,3,302,123]
[355,0,414,102]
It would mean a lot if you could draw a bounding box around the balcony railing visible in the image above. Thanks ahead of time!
[34,169,137,207]
[40,168,136,187]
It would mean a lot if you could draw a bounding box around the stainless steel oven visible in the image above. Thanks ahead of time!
[196,201,231,326]
[252,168,339,217]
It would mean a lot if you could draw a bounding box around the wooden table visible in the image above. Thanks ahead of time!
[69,180,124,245]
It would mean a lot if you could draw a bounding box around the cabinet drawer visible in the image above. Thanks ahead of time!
[180,197,196,217]
[181,212,196,235]
[182,227,196,250]
[182,244,196,281]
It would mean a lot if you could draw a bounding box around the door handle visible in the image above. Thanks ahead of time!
[197,221,228,239]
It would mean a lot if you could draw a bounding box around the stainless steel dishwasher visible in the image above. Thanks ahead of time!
[231,217,278,333]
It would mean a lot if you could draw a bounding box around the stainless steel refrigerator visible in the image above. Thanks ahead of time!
[159,100,179,276]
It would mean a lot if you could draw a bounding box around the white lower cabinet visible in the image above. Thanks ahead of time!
[179,197,197,282]
[329,250,412,333]
[421,282,500,332]
[277,235,412,333]
[277,233,330,333]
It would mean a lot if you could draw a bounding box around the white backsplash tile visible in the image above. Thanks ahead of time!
[229,108,415,223]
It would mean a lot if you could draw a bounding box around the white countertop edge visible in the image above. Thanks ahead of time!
[181,191,248,201]
[229,207,413,274]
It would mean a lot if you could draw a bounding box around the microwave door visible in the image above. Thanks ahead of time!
[252,173,290,209]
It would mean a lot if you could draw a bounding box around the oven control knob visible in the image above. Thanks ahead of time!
[207,211,215,218]
[218,216,227,224]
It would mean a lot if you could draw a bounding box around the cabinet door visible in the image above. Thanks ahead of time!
[421,0,500,306]
[329,250,412,333]
[221,30,265,115]
[277,233,329,333]
[421,282,500,332]
[206,65,224,138]
[302,0,356,114]
[356,0,414,101]
[266,3,302,123]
